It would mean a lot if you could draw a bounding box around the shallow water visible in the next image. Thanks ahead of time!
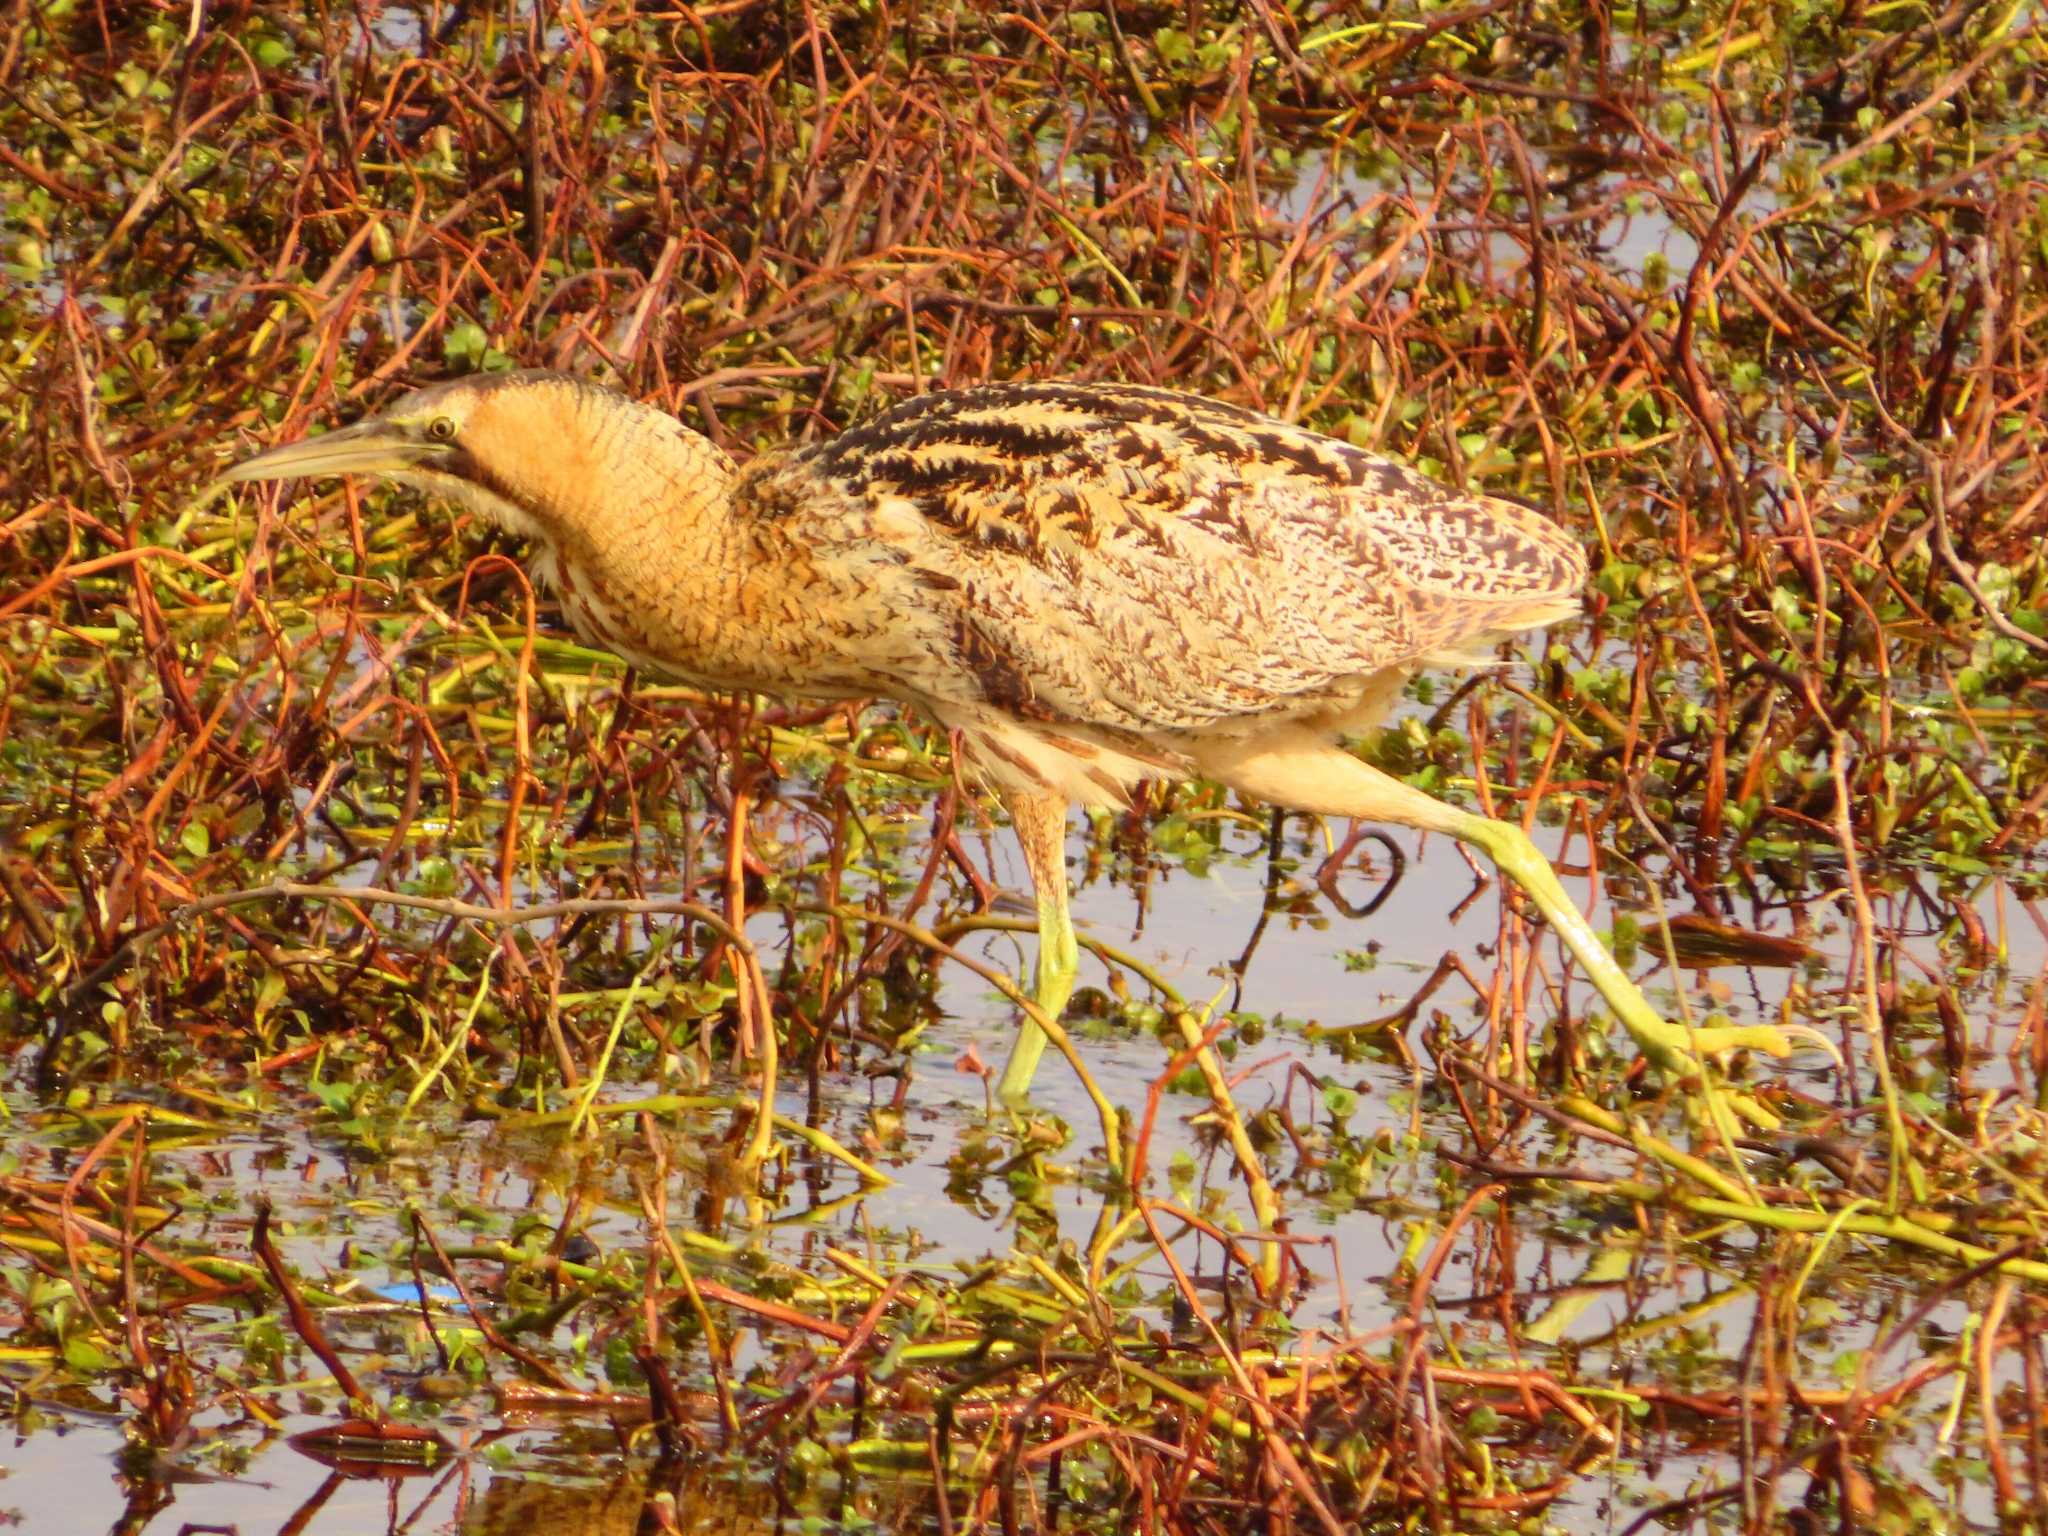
[3,744,2038,1532]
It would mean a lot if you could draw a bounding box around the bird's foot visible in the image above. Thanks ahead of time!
[1664,1020,1843,1069]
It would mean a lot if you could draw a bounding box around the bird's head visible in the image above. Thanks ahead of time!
[206,371,730,550]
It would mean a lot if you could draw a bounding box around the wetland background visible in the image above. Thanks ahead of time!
[3,0,2048,1528]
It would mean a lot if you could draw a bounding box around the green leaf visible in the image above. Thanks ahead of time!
[64,1333,113,1373]
[255,969,288,1021]
[443,321,488,369]
[308,1079,358,1116]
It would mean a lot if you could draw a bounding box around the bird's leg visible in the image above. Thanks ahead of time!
[1451,815,1756,1077]
[993,787,1080,1103]
[1191,736,1830,1106]
[1440,813,1847,1128]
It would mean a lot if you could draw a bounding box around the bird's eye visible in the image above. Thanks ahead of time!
[426,416,458,443]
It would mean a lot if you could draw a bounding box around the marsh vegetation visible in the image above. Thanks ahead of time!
[2,0,2046,1528]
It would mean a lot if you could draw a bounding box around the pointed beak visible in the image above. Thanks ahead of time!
[215,417,435,486]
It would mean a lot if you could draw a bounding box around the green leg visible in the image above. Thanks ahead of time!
[993,789,1078,1104]
[1457,817,1693,1073]
[1456,813,1819,1082]
[996,881,1081,1103]
[1179,733,1824,1091]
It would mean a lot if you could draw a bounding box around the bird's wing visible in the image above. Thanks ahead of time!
[742,383,1584,735]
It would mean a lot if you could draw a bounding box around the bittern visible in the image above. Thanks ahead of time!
[207,371,1812,1105]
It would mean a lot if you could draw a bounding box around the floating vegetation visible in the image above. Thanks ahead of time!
[3,0,2047,1529]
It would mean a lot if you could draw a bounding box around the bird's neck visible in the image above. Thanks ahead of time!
[482,391,751,672]
[478,390,734,552]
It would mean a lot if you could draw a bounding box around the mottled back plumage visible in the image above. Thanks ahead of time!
[731,381,1584,804]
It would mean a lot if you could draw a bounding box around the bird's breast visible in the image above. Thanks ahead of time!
[541,531,910,702]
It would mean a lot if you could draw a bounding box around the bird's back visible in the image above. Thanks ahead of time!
[737,381,1584,755]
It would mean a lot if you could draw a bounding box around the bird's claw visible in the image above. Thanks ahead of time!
[1683,1021,1844,1070]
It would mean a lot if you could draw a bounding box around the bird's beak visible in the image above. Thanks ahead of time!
[214,417,435,487]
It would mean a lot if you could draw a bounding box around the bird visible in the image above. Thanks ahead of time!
[203,370,1817,1109]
